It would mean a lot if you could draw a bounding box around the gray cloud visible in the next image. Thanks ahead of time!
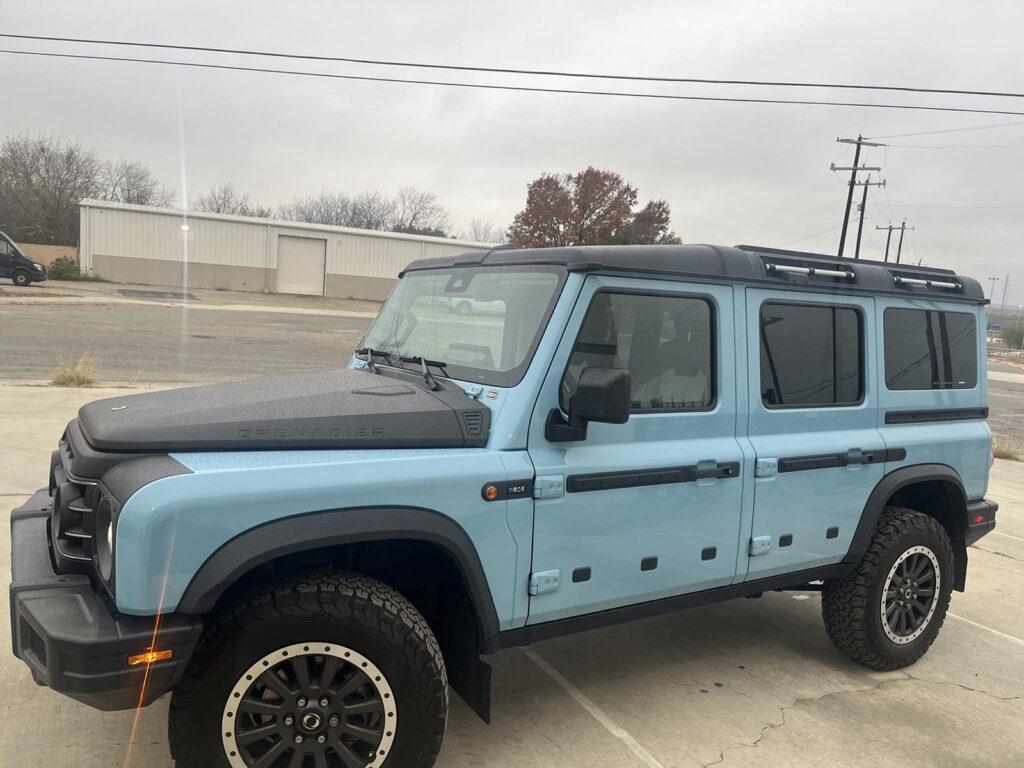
[2,0,1023,302]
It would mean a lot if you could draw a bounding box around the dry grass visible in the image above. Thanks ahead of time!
[993,435,1024,462]
[51,354,98,387]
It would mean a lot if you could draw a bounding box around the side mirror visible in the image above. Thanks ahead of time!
[546,367,631,442]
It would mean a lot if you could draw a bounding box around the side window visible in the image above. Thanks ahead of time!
[0,239,11,257]
[759,302,863,407]
[884,308,978,390]
[561,292,714,412]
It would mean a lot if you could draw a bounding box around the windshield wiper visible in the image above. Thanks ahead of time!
[354,347,381,374]
[395,354,449,391]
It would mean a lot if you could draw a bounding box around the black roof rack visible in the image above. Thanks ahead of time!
[400,243,985,303]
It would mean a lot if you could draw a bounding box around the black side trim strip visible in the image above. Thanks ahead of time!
[567,462,739,493]
[885,407,988,425]
[492,563,851,651]
[778,449,904,473]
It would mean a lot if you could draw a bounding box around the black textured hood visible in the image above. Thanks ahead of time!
[77,369,490,452]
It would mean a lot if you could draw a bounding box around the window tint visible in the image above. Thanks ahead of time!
[561,292,714,411]
[884,308,977,390]
[760,303,863,407]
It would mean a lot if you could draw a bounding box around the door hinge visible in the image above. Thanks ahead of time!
[528,569,561,596]
[754,459,778,478]
[749,536,772,557]
[533,475,564,499]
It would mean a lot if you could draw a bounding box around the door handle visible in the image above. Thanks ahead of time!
[694,462,740,480]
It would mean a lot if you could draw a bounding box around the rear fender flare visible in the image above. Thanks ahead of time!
[844,463,967,565]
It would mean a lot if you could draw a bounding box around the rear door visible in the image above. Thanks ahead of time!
[744,289,886,581]
[526,275,745,624]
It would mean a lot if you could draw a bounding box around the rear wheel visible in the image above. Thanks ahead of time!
[169,570,448,768]
[821,507,953,670]
[12,270,31,287]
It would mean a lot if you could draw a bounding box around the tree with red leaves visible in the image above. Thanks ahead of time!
[507,167,680,247]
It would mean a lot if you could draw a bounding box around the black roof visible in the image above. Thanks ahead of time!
[401,244,985,303]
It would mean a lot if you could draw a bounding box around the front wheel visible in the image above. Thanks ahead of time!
[12,270,32,287]
[821,507,953,670]
[169,571,448,768]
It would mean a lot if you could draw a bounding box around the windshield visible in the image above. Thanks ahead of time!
[359,265,564,387]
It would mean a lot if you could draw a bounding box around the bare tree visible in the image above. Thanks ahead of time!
[278,191,352,226]
[466,218,505,244]
[97,159,175,207]
[390,187,450,236]
[0,133,102,244]
[192,183,261,216]
[348,191,396,231]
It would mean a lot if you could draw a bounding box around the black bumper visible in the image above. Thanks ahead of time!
[9,489,202,711]
[965,498,998,546]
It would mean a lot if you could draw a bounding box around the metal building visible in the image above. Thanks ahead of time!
[78,200,492,300]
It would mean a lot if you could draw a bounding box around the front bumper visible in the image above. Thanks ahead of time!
[9,489,201,711]
[965,498,998,546]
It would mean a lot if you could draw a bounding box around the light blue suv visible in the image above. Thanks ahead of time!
[11,244,998,768]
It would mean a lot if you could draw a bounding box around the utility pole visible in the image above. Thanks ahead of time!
[853,176,886,259]
[1000,275,1009,310]
[876,222,896,261]
[894,220,914,264]
[832,135,885,258]
[987,276,1000,301]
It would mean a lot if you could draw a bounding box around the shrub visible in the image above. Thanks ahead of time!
[992,435,1023,462]
[46,255,81,280]
[1002,322,1024,350]
[51,354,97,387]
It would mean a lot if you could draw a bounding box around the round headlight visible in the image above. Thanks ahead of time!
[95,498,113,581]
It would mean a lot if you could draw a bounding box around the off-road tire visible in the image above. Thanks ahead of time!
[12,270,31,287]
[822,506,954,670]
[169,570,448,768]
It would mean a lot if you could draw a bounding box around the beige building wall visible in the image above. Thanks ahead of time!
[15,243,77,267]
[79,200,493,300]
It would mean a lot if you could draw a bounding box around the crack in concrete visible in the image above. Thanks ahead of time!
[696,672,1022,767]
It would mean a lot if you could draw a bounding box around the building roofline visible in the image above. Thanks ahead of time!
[78,198,496,249]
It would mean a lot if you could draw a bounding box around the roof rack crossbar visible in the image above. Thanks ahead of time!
[765,263,855,280]
[892,275,961,291]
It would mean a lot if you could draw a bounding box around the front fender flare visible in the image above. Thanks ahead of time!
[176,505,500,643]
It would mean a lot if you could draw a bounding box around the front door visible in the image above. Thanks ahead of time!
[526,275,745,625]
[744,290,886,581]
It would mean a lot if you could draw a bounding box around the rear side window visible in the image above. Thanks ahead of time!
[759,302,863,407]
[561,291,714,412]
[884,308,977,390]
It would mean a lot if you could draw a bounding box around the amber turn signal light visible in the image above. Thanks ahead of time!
[128,649,173,666]
[483,485,499,501]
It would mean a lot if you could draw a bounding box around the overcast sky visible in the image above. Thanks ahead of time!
[2,0,1023,305]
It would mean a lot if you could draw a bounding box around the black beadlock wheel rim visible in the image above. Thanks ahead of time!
[222,643,397,768]
[881,545,940,645]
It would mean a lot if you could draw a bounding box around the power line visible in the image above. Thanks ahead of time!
[868,120,1024,139]
[889,142,1024,149]
[7,48,1024,117]
[877,202,1024,209]
[6,32,1024,101]
[778,224,842,247]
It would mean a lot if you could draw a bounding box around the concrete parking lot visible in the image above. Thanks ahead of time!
[2,285,1023,767]
[2,383,1023,768]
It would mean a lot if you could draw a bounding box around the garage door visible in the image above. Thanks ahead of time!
[276,236,326,296]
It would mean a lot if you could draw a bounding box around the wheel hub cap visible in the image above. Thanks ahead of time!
[300,711,323,732]
[222,642,397,768]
